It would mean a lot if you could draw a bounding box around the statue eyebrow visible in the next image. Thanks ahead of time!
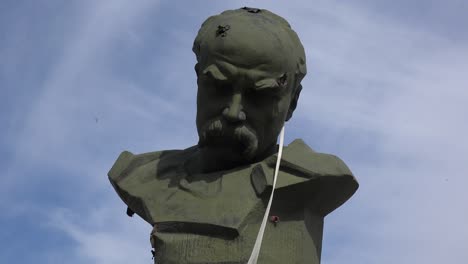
[202,64,228,81]
[254,78,280,90]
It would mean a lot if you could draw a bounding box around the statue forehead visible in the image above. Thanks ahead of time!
[199,45,294,75]
[195,9,301,75]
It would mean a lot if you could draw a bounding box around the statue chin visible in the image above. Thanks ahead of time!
[194,139,282,174]
[197,144,252,172]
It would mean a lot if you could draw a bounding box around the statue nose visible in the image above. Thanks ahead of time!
[223,93,246,122]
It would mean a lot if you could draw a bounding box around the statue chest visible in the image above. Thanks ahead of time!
[114,159,322,263]
[148,186,322,264]
[119,161,266,236]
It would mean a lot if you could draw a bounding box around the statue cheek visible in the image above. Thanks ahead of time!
[271,97,290,119]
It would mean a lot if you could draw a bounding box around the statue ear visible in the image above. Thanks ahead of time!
[286,84,302,121]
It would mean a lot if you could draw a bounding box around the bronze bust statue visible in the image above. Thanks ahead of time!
[108,7,358,264]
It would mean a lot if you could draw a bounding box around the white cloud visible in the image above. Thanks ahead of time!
[3,0,162,263]
[4,0,165,179]
[48,204,151,264]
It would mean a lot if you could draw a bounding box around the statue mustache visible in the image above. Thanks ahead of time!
[199,119,258,159]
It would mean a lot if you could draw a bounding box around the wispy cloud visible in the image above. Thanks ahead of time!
[2,0,163,263]
[48,204,151,264]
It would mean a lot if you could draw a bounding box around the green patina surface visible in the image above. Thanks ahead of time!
[109,139,358,263]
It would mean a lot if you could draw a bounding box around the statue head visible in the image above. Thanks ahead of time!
[192,7,307,170]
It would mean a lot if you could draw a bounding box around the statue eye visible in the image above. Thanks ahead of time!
[246,87,281,103]
[215,82,233,95]
[277,73,288,87]
[200,76,232,95]
[200,75,219,87]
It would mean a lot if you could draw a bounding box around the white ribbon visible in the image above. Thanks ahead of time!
[247,126,285,264]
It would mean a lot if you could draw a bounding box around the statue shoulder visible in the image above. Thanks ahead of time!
[271,139,359,216]
[280,139,354,178]
[109,146,201,185]
[107,147,194,223]
[108,149,175,182]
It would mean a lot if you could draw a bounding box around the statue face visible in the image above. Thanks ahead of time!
[196,55,296,165]
[192,9,306,168]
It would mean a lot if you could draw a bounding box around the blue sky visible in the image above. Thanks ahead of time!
[1,0,468,263]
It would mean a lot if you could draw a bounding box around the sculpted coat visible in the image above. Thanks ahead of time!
[109,139,358,263]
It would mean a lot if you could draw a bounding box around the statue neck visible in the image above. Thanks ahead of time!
[185,144,278,174]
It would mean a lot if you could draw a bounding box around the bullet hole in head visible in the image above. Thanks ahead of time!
[241,7,261,13]
[216,25,230,37]
[278,73,288,87]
